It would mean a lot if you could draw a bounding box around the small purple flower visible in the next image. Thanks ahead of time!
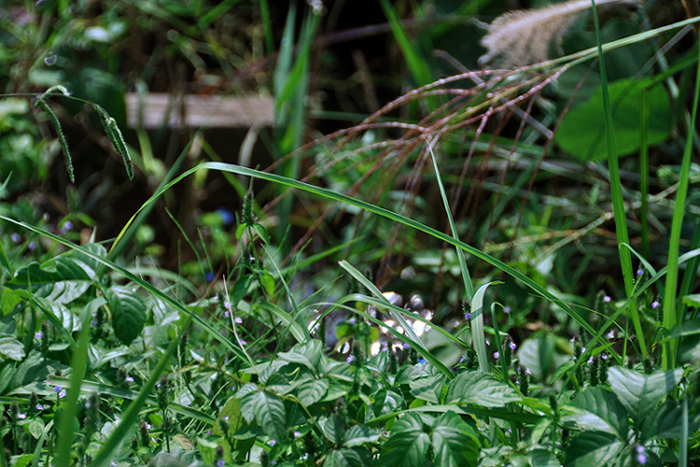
[269,440,276,446]
[59,391,66,398]
[348,317,356,325]
[652,301,659,309]
[59,221,73,234]
[235,317,243,324]
[126,376,134,382]
[36,404,44,411]
[145,423,152,430]
[28,241,37,251]
[504,306,511,314]
[485,339,490,346]
[509,341,516,350]
[346,355,354,364]
[493,352,500,359]
[294,431,300,438]
[464,313,472,320]
[35,332,43,339]
[603,296,611,303]
[53,386,62,393]
[91,320,98,327]
[224,311,229,318]
[637,267,644,276]
[216,459,225,467]
[11,233,20,243]
[224,300,232,311]
[224,416,229,422]
[636,445,647,465]
[17,413,26,420]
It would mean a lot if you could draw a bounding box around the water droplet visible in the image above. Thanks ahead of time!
[44,52,57,66]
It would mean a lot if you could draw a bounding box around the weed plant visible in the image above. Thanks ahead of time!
[2,1,700,467]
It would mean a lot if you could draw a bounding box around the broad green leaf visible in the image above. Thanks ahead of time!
[431,411,480,467]
[665,318,700,340]
[343,424,380,447]
[105,286,147,345]
[212,397,244,439]
[240,389,286,442]
[70,243,107,276]
[564,431,622,467]
[8,258,91,287]
[23,417,45,439]
[323,448,364,467]
[446,371,521,407]
[608,366,683,426]
[556,78,672,161]
[409,375,444,404]
[529,449,562,467]
[641,399,700,442]
[1,288,23,316]
[0,336,25,361]
[381,413,430,467]
[682,294,700,308]
[321,414,345,445]
[372,388,404,419]
[517,335,569,382]
[296,378,329,406]
[565,387,629,438]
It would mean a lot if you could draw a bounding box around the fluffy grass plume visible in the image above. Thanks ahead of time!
[479,0,640,68]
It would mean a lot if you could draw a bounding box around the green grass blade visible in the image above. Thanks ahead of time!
[640,87,650,258]
[90,320,187,467]
[339,260,431,355]
[663,42,700,369]
[471,283,497,374]
[125,161,603,342]
[427,139,474,300]
[378,0,433,89]
[591,0,646,356]
[49,377,216,425]
[54,300,94,467]
[258,0,274,55]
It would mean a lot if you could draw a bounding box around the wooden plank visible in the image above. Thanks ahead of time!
[125,93,274,129]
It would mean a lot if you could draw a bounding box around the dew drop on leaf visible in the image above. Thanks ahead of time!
[44,52,57,66]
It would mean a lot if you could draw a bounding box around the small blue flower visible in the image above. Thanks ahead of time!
[28,241,37,251]
[504,306,511,314]
[205,271,215,282]
[11,233,20,243]
[465,313,472,320]
[418,358,426,364]
[217,459,225,467]
[216,208,234,226]
[35,332,43,339]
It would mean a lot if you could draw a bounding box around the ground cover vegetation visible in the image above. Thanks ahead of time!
[1,0,700,465]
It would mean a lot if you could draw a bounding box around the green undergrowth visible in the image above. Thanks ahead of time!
[3,1,700,466]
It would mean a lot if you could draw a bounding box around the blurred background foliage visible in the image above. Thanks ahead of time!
[0,0,697,339]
